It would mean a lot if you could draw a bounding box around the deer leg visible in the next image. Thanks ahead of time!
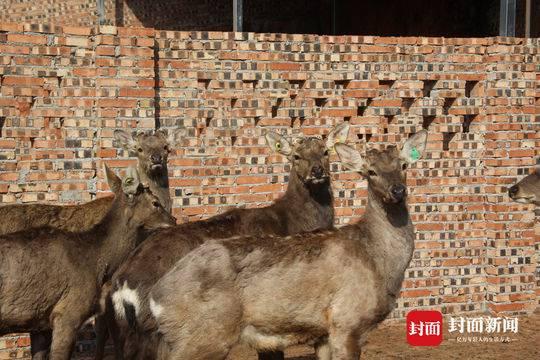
[103,298,125,360]
[314,338,331,360]
[94,314,109,360]
[257,351,285,360]
[49,316,81,360]
[30,330,52,360]
[327,330,360,360]
[49,295,93,360]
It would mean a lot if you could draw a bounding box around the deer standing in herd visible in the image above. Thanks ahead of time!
[0,129,181,359]
[101,123,350,360]
[149,130,428,360]
[0,165,176,360]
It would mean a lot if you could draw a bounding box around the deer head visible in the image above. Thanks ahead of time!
[508,167,540,206]
[335,130,428,203]
[104,165,176,230]
[264,122,350,186]
[114,129,186,176]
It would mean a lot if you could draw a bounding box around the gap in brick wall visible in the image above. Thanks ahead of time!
[378,80,395,89]
[0,117,5,135]
[462,114,477,133]
[289,79,306,88]
[357,133,373,142]
[230,98,238,108]
[271,106,278,118]
[357,98,372,116]
[422,115,435,130]
[443,97,456,115]
[197,79,211,89]
[315,98,327,107]
[422,80,437,97]
[230,136,237,146]
[205,118,212,127]
[344,116,351,122]
[465,81,479,98]
[254,117,261,126]
[442,132,457,151]
[402,98,414,113]
[334,79,350,89]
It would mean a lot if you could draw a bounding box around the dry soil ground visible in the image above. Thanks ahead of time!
[77,312,539,360]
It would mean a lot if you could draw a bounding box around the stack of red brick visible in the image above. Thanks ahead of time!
[0,22,538,358]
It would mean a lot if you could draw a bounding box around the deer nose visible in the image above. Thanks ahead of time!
[311,165,324,178]
[508,185,519,197]
[390,185,407,200]
[151,154,162,164]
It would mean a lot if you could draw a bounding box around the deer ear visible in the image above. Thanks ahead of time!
[114,129,137,152]
[326,122,350,151]
[400,130,428,164]
[104,164,122,194]
[335,143,365,173]
[122,167,141,195]
[265,131,292,156]
[155,128,186,150]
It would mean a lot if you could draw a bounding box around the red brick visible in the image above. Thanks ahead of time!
[3,76,44,86]
[7,34,47,44]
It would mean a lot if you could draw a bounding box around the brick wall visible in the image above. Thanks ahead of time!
[0,22,538,357]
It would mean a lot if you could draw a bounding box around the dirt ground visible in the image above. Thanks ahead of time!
[78,313,539,360]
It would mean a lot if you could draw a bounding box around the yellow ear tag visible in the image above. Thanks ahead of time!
[275,142,281,151]
[124,178,134,185]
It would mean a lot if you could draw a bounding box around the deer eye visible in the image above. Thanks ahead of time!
[152,201,160,207]
[368,170,377,177]
[137,148,143,153]
[324,150,329,156]
[402,163,408,170]
[164,145,169,151]
[293,154,301,160]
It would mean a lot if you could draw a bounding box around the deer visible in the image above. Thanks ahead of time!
[113,128,185,213]
[0,128,182,359]
[149,130,428,360]
[0,128,181,237]
[100,123,350,360]
[0,165,176,360]
[508,167,540,206]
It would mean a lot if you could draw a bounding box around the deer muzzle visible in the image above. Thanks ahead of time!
[390,184,407,202]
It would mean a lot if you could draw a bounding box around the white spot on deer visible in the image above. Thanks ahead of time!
[112,281,140,319]
[149,297,164,319]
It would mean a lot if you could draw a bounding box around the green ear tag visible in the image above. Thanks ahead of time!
[410,147,420,161]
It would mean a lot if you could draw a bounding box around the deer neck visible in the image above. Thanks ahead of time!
[93,198,141,282]
[280,168,334,229]
[362,187,415,295]
[139,164,172,211]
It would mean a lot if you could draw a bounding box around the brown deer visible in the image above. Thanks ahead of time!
[508,167,540,206]
[0,166,176,360]
[102,123,350,360]
[0,128,181,358]
[113,128,185,212]
[149,130,428,360]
